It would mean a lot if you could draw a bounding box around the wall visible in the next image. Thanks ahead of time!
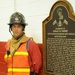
[0,0,75,43]
[0,42,6,75]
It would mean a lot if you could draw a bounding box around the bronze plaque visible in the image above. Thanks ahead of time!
[42,0,75,75]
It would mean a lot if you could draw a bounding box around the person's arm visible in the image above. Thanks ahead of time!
[29,40,42,74]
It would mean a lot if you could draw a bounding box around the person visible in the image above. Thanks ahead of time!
[53,8,68,27]
[4,12,42,75]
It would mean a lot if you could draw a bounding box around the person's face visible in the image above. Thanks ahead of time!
[58,11,62,17]
[11,24,23,38]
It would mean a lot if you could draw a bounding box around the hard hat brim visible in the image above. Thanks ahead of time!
[8,23,28,26]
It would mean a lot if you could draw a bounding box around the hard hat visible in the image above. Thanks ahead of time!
[8,12,27,26]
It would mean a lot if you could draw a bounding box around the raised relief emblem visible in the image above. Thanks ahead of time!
[53,8,68,27]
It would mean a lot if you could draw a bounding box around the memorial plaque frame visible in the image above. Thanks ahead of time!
[42,0,75,75]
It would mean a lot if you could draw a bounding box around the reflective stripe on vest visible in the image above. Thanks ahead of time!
[8,68,30,72]
[4,37,30,75]
[4,52,28,58]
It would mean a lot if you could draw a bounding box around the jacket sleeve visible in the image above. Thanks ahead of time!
[29,40,42,73]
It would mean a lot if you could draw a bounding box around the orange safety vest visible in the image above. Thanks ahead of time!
[4,38,30,75]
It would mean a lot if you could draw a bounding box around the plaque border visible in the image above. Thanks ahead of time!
[42,0,75,75]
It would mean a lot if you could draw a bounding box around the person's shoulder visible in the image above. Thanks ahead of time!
[7,39,12,43]
[6,38,12,46]
[28,37,37,45]
[5,39,11,50]
[26,36,37,45]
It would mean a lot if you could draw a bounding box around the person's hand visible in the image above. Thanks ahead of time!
[35,73,38,75]
[30,72,38,75]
